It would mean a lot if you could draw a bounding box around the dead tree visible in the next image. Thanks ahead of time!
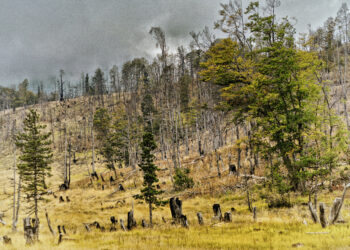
[197,212,204,225]
[308,183,350,226]
[45,211,55,236]
[212,204,222,221]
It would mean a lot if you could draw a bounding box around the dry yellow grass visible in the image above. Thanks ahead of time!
[1,98,350,249]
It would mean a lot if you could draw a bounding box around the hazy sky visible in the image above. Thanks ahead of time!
[0,0,347,87]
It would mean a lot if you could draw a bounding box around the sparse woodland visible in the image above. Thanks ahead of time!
[2,0,350,249]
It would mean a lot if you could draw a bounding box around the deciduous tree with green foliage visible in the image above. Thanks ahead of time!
[202,1,346,195]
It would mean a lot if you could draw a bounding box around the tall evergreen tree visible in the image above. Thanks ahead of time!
[16,109,52,241]
[135,76,165,226]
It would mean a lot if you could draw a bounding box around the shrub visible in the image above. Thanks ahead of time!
[173,168,194,191]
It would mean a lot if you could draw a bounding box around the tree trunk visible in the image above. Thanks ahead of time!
[149,201,153,227]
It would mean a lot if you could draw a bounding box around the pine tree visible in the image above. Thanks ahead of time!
[135,77,165,226]
[16,109,52,241]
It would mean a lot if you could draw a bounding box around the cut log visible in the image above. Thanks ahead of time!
[319,203,327,228]
[212,204,222,221]
[127,210,136,230]
[224,212,232,222]
[197,212,204,225]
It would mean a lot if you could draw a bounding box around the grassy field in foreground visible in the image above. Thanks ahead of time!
[1,187,350,250]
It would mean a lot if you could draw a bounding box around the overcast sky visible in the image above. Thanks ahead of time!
[0,0,347,87]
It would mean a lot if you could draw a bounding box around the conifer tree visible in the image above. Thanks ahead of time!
[15,109,52,240]
[135,73,165,226]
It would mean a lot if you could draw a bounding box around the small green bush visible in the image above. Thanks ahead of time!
[173,168,194,191]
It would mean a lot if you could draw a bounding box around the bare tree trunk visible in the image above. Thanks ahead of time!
[149,201,153,227]
[12,143,17,232]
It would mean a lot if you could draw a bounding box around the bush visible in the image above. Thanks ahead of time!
[267,194,292,208]
[173,168,194,191]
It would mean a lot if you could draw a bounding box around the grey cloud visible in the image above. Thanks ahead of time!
[0,0,346,87]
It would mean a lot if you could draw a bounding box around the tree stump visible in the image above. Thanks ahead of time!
[329,198,342,224]
[57,225,63,245]
[141,219,148,228]
[127,210,136,230]
[180,215,189,228]
[91,221,100,229]
[110,216,117,225]
[23,217,38,245]
[308,202,319,223]
[229,164,237,175]
[3,235,11,245]
[197,212,204,225]
[224,212,232,222]
[119,184,125,191]
[212,204,222,221]
[253,206,257,221]
[110,176,115,185]
[91,172,99,180]
[120,219,126,231]
[170,197,182,223]
[83,223,91,232]
[319,203,327,228]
